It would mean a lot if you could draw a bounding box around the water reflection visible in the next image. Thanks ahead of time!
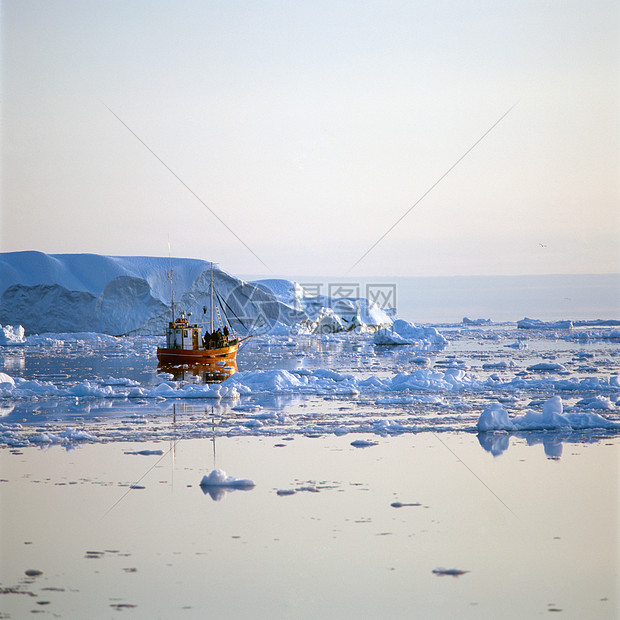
[157,359,237,383]
[199,484,253,501]
[477,430,615,459]
[0,351,25,373]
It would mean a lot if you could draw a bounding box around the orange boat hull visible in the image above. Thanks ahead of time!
[156,342,239,364]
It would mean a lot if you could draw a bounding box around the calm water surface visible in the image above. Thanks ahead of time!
[1,433,618,619]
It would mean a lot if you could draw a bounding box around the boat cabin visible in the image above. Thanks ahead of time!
[165,313,202,350]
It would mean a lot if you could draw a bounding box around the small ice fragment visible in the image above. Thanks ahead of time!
[391,502,422,508]
[199,469,255,488]
[276,489,296,496]
[25,569,43,577]
[351,439,378,448]
[124,450,164,456]
[432,568,469,577]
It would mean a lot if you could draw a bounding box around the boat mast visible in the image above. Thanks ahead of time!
[210,262,214,333]
[168,239,175,321]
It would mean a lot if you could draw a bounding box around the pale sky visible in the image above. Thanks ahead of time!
[2,0,619,277]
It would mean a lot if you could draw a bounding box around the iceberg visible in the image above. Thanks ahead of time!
[0,252,394,336]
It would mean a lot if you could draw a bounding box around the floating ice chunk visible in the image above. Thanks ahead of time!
[482,361,515,370]
[463,317,491,325]
[374,319,447,346]
[60,427,96,441]
[527,362,567,372]
[477,396,619,432]
[432,568,469,577]
[477,403,514,431]
[124,449,164,456]
[102,377,140,387]
[0,325,26,345]
[222,369,304,393]
[231,403,263,412]
[127,387,148,398]
[517,317,573,329]
[67,382,115,398]
[199,469,255,488]
[575,396,614,410]
[350,439,378,447]
[0,373,15,388]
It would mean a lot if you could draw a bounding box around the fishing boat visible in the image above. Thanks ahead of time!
[156,263,251,365]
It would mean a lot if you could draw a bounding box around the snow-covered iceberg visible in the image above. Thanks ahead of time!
[0,252,394,336]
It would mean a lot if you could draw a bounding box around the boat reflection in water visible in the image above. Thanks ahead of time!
[157,359,238,384]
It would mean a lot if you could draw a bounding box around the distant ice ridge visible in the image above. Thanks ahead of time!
[0,252,393,336]
[477,396,620,431]
[517,317,573,329]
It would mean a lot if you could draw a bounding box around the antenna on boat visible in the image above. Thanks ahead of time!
[168,237,175,321]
